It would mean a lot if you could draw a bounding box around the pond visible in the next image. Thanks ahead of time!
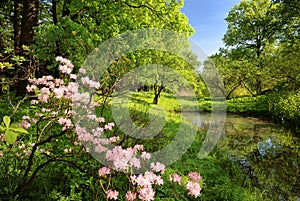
[186,112,300,201]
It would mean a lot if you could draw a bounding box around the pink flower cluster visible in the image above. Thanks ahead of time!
[20,57,205,200]
[169,173,182,184]
[58,117,73,131]
[106,190,119,200]
[56,56,74,74]
[130,172,164,201]
[98,167,110,177]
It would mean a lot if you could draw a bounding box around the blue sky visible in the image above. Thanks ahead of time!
[181,0,241,55]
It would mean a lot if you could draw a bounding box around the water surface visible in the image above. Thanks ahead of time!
[188,112,300,200]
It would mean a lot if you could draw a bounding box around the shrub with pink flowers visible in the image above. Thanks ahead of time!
[0,57,202,200]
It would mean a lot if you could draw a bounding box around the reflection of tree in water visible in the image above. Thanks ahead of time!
[237,135,300,200]
[248,138,300,200]
[217,117,300,201]
[185,113,300,200]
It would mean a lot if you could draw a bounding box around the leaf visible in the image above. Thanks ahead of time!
[0,124,6,132]
[3,116,11,128]
[0,62,4,69]
[4,130,18,144]
[9,127,29,134]
[22,44,30,51]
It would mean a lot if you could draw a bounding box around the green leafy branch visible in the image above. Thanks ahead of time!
[0,116,28,144]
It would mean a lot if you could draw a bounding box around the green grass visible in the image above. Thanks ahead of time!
[97,91,263,200]
[0,93,264,200]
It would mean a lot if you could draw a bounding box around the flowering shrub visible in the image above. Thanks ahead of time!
[0,57,202,200]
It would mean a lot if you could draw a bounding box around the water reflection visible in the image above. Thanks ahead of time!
[186,112,300,200]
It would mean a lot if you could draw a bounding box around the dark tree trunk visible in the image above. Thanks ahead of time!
[63,0,71,17]
[13,0,21,51]
[52,0,58,25]
[15,0,39,96]
[153,80,164,104]
[52,0,61,78]
[19,0,38,46]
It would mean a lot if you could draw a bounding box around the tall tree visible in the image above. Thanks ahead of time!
[223,0,281,95]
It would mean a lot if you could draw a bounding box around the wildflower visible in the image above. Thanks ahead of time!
[186,181,201,198]
[98,167,110,176]
[188,172,202,183]
[53,87,64,98]
[30,100,38,105]
[70,74,77,80]
[79,68,86,74]
[169,173,181,184]
[106,190,118,200]
[40,87,50,95]
[22,116,30,120]
[141,152,151,160]
[150,162,165,173]
[126,191,137,201]
[138,186,155,201]
[22,121,31,129]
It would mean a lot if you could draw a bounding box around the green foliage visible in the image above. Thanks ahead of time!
[267,91,300,132]
[0,116,28,144]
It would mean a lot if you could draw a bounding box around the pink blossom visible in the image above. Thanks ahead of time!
[18,144,25,149]
[188,172,202,183]
[23,149,31,155]
[104,122,115,130]
[54,78,64,86]
[138,186,155,201]
[64,148,71,153]
[70,74,77,80]
[169,173,181,184]
[55,56,74,69]
[39,148,45,153]
[22,116,30,120]
[38,94,49,103]
[40,87,50,95]
[126,191,137,201]
[79,68,86,74]
[89,80,100,89]
[133,144,144,151]
[106,190,118,200]
[53,87,64,98]
[98,167,111,176]
[0,151,3,157]
[45,75,53,80]
[150,162,165,173]
[129,157,141,169]
[95,117,105,122]
[41,108,51,113]
[87,114,97,120]
[30,100,38,105]
[26,85,37,92]
[141,152,151,160]
[81,77,90,85]
[58,118,73,130]
[109,136,119,143]
[95,144,107,153]
[31,118,37,123]
[186,181,201,198]
[29,142,35,147]
[22,121,31,129]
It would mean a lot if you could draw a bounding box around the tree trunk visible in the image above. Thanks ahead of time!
[15,0,39,96]
[13,0,21,51]
[153,80,164,104]
[19,0,39,46]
